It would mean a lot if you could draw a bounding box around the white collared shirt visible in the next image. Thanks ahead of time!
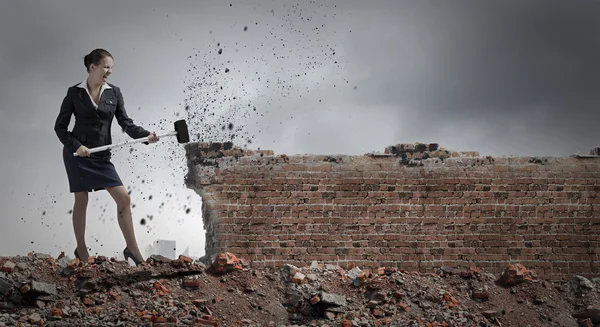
[76,79,112,110]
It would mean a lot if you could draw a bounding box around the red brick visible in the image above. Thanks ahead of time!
[2,261,15,273]
[182,279,201,288]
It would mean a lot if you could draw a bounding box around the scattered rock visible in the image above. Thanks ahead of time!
[1,262,15,273]
[211,252,244,274]
[318,292,347,307]
[30,281,57,295]
[292,272,305,284]
[573,308,600,324]
[0,253,597,327]
[573,275,595,289]
[496,264,536,286]
[0,278,14,296]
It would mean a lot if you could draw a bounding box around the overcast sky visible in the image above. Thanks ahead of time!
[0,0,599,259]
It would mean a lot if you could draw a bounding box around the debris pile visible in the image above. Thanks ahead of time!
[495,263,537,287]
[1,253,600,326]
[210,252,247,275]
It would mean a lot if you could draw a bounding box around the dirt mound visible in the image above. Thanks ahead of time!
[1,253,599,326]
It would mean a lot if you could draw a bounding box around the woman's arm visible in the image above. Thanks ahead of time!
[54,88,83,153]
[114,86,151,141]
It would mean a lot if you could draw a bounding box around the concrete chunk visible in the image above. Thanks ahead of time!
[319,292,347,307]
[56,256,70,267]
[324,264,339,271]
[347,267,361,279]
[30,281,57,295]
[573,275,595,289]
[0,278,14,296]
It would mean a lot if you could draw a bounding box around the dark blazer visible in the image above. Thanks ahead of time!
[54,82,150,159]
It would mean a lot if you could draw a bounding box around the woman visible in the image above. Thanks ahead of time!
[54,48,159,266]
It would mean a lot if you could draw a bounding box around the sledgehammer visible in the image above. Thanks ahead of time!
[73,119,190,156]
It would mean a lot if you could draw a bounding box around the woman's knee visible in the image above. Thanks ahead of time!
[107,186,131,208]
[115,192,131,208]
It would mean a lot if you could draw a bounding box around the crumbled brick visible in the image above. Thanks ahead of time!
[211,252,243,274]
[310,295,321,305]
[19,284,31,294]
[28,312,42,324]
[496,264,536,286]
[67,258,80,269]
[179,255,193,263]
[182,279,201,289]
[50,307,62,317]
[471,290,489,300]
[153,316,168,323]
[170,259,184,267]
[399,303,411,312]
[108,290,121,300]
[372,308,385,317]
[292,272,305,284]
[0,245,597,326]
[1,261,15,273]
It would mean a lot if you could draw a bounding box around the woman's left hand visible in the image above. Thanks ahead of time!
[148,132,160,143]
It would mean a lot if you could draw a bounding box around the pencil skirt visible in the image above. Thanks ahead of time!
[62,146,123,193]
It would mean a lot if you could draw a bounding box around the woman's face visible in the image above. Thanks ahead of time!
[89,56,113,84]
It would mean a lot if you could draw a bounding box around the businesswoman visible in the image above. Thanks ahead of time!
[54,48,158,266]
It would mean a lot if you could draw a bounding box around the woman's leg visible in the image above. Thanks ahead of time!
[73,191,90,263]
[106,185,144,262]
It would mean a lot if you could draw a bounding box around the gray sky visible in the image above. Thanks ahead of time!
[0,0,599,258]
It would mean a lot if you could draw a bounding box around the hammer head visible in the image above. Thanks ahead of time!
[174,119,190,143]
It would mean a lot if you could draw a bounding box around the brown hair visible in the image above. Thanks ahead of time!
[83,48,113,72]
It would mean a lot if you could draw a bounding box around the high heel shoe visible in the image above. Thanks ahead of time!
[123,247,144,266]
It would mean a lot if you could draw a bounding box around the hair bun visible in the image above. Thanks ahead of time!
[83,54,90,69]
[83,49,113,72]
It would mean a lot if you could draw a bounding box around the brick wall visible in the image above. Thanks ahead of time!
[184,142,600,280]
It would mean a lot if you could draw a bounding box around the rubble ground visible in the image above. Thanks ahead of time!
[1,252,600,327]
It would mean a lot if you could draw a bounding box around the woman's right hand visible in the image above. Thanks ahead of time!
[76,145,90,157]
